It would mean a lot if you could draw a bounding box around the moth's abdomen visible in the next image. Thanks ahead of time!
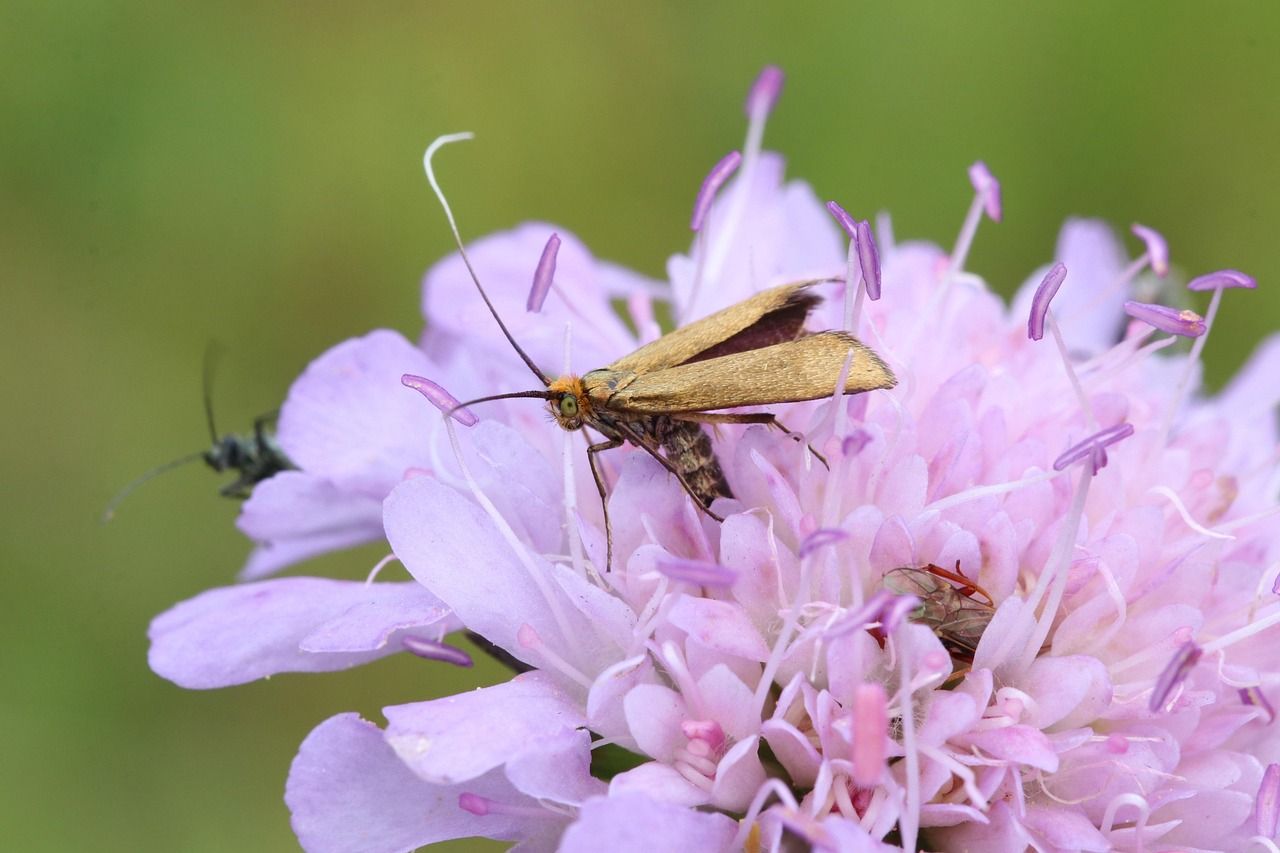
[656,418,731,505]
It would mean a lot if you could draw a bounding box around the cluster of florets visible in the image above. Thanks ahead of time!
[149,67,1280,852]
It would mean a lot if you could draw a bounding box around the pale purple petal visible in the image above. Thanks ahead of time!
[526,232,561,313]
[968,161,1002,222]
[382,672,586,785]
[1027,262,1068,341]
[1258,763,1280,837]
[286,714,538,852]
[961,724,1059,772]
[1123,301,1206,337]
[504,728,606,805]
[667,595,770,661]
[1188,268,1257,291]
[561,794,737,852]
[710,736,767,811]
[744,65,785,118]
[1022,805,1111,852]
[856,219,882,300]
[1131,223,1169,276]
[690,150,742,232]
[401,374,478,426]
[149,579,453,688]
[623,683,687,761]
[607,762,709,808]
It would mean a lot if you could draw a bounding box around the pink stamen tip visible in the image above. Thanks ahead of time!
[745,65,785,119]
[1053,422,1134,475]
[1130,223,1169,277]
[968,161,1002,222]
[1123,301,1206,338]
[1241,687,1277,724]
[798,528,848,559]
[1258,764,1280,837]
[1104,734,1129,754]
[681,719,725,750]
[1187,269,1257,291]
[401,374,478,427]
[826,200,857,238]
[401,636,474,668]
[458,793,490,816]
[1149,640,1203,712]
[881,594,922,633]
[526,232,561,313]
[856,219,882,300]
[1028,262,1068,341]
[655,554,738,588]
[852,683,888,787]
[516,623,542,649]
[690,150,742,232]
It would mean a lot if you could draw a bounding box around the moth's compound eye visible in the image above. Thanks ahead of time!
[559,395,579,418]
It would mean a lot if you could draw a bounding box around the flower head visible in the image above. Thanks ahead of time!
[150,68,1280,852]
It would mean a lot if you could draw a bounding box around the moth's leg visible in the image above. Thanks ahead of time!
[615,422,725,523]
[586,436,624,572]
[252,410,279,447]
[673,411,829,469]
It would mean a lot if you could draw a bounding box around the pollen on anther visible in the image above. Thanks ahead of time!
[1124,301,1206,338]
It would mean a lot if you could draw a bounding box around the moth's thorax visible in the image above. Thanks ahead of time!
[547,375,591,430]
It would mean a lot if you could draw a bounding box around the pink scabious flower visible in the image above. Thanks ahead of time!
[148,68,1280,852]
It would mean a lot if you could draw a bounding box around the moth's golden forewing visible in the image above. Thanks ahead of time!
[601,331,896,414]
[606,280,822,375]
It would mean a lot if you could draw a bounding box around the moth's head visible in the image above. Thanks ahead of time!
[547,376,591,431]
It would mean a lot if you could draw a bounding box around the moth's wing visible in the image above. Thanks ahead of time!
[607,280,823,374]
[603,331,896,414]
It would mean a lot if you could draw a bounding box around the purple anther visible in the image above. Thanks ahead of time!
[968,161,1002,222]
[1187,269,1257,292]
[458,793,490,816]
[856,219,882,300]
[402,374,478,426]
[1130,224,1169,277]
[1027,262,1068,341]
[1123,301,1206,338]
[1258,763,1280,837]
[1149,640,1202,712]
[690,150,742,232]
[825,590,896,639]
[401,636,474,668]
[826,200,857,238]
[526,232,560,313]
[798,528,849,559]
[745,65,785,119]
[842,429,871,457]
[1241,686,1277,724]
[655,554,738,588]
[1053,423,1135,475]
[881,594,922,633]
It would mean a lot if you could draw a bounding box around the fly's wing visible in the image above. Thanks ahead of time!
[602,331,896,414]
[607,280,822,374]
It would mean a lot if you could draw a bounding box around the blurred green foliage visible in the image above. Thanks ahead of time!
[3,2,1277,851]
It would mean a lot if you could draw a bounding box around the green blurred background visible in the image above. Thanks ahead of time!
[3,2,1277,850]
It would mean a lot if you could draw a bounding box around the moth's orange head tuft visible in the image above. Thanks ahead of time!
[547,375,591,431]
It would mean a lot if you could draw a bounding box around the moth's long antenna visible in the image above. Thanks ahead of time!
[447,390,553,418]
[101,452,205,523]
[423,133,552,386]
[202,341,224,444]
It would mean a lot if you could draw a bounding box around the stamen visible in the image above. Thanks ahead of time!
[1130,223,1169,276]
[881,593,923,634]
[897,620,921,852]
[823,589,895,639]
[654,554,737,588]
[363,552,400,585]
[1123,301,1206,337]
[1053,423,1134,475]
[1146,485,1235,540]
[457,793,551,821]
[402,374,478,426]
[798,528,848,559]
[1259,764,1280,837]
[690,150,742,232]
[516,624,593,689]
[1188,269,1258,292]
[1243,687,1278,724]
[1028,262,1068,341]
[526,232,560,313]
[744,64,785,120]
[1149,640,1203,712]
[1100,793,1150,836]
[827,201,862,333]
[968,161,1002,222]
[852,683,887,787]
[857,219,882,300]
[401,636,473,668]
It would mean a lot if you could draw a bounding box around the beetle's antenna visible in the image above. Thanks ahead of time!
[101,452,206,523]
[446,390,554,419]
[423,133,552,387]
[202,341,224,444]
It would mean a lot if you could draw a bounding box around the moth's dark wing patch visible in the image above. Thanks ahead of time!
[680,290,820,365]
